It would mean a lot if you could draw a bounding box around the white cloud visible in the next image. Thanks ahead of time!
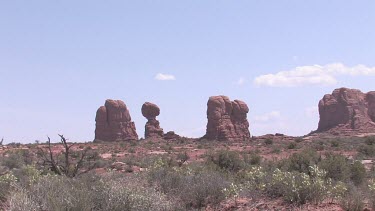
[254,111,281,122]
[305,106,318,118]
[254,63,375,87]
[237,77,246,86]
[155,73,176,81]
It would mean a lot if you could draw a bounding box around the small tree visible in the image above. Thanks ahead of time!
[37,134,97,177]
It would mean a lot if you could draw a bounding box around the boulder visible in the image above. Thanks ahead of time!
[317,88,375,134]
[205,96,250,141]
[141,102,164,138]
[94,99,138,142]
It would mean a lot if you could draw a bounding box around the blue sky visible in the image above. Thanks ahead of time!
[1,1,374,143]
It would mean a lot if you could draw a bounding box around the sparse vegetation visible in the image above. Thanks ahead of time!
[1,135,375,210]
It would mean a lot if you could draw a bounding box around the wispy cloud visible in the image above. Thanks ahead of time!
[237,77,246,86]
[155,73,176,81]
[254,111,281,122]
[254,63,375,87]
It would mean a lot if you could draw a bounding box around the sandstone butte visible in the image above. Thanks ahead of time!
[94,99,138,142]
[141,102,164,139]
[317,87,375,135]
[204,95,251,141]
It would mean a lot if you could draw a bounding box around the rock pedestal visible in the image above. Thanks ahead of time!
[95,99,138,142]
[141,102,164,139]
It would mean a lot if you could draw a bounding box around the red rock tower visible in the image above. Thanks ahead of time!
[317,88,375,134]
[141,102,164,139]
[205,96,250,141]
[95,99,138,142]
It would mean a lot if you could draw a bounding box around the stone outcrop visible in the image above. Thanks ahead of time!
[141,102,164,139]
[164,131,181,140]
[95,99,138,142]
[204,96,250,141]
[317,88,375,134]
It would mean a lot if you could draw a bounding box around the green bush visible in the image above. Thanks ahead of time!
[358,144,375,157]
[264,139,273,145]
[1,150,33,170]
[147,164,229,209]
[8,173,177,211]
[287,142,297,149]
[280,149,320,174]
[330,140,340,147]
[319,153,350,182]
[365,136,375,146]
[244,152,262,166]
[206,150,244,172]
[350,161,366,186]
[339,187,364,211]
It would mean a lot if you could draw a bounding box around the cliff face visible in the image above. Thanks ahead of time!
[205,96,250,141]
[317,88,375,134]
[95,99,138,142]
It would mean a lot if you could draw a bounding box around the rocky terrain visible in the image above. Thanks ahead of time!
[2,88,375,210]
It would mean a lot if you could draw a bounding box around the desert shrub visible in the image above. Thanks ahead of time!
[179,170,228,208]
[1,151,27,170]
[319,153,350,182]
[339,186,364,211]
[365,136,375,145]
[243,165,346,205]
[0,172,17,202]
[206,150,244,172]
[8,173,176,211]
[11,165,44,187]
[350,161,366,186]
[294,137,304,143]
[330,139,340,147]
[358,144,375,157]
[280,149,320,174]
[243,152,262,166]
[176,151,190,166]
[287,142,297,149]
[147,161,229,209]
[264,139,273,145]
[369,180,375,210]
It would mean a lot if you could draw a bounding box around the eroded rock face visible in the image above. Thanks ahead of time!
[367,92,375,123]
[205,96,250,141]
[142,102,164,139]
[95,99,138,142]
[317,88,375,134]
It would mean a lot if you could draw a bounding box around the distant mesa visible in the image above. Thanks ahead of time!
[94,99,138,142]
[204,95,250,141]
[317,88,375,135]
[141,102,164,139]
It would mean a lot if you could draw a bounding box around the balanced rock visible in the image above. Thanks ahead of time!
[205,96,250,141]
[95,99,138,142]
[317,88,375,134]
[141,102,164,138]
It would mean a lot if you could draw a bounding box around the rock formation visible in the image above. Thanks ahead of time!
[317,88,375,134]
[204,96,250,141]
[95,99,138,142]
[141,102,164,139]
